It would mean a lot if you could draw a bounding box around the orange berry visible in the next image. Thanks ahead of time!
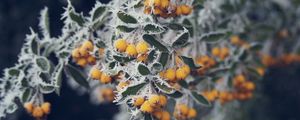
[41,102,51,114]
[100,73,112,84]
[72,48,81,58]
[181,5,192,15]
[24,102,34,113]
[77,58,88,67]
[32,106,44,118]
[140,101,154,113]
[90,68,102,80]
[81,40,94,52]
[125,44,138,57]
[114,39,128,52]
[187,108,197,118]
[159,95,167,106]
[133,96,145,107]
[164,68,176,81]
[87,55,96,65]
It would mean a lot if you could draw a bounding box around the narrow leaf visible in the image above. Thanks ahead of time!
[190,91,211,107]
[138,64,150,75]
[35,56,50,72]
[143,34,169,52]
[172,32,189,48]
[64,64,89,89]
[116,25,136,32]
[181,56,201,69]
[117,11,137,24]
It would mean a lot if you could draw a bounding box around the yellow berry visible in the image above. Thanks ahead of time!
[72,48,81,58]
[114,39,128,52]
[176,104,189,115]
[154,0,161,6]
[244,81,255,91]
[164,68,176,81]
[41,102,51,114]
[100,73,112,84]
[212,47,220,57]
[133,97,145,107]
[140,101,154,113]
[154,8,162,15]
[117,81,129,91]
[81,40,94,52]
[125,44,138,57]
[79,47,89,57]
[24,102,34,113]
[161,111,171,120]
[161,0,170,8]
[159,95,167,107]
[87,55,96,65]
[32,106,44,118]
[136,41,149,54]
[176,67,188,80]
[77,58,88,67]
[182,65,191,74]
[181,5,192,15]
[148,94,160,106]
[90,68,102,80]
[153,111,163,119]
[144,0,151,7]
[187,108,197,118]
[175,6,182,16]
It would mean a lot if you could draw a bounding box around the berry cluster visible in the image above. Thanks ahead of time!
[211,47,230,61]
[71,41,96,67]
[114,39,150,58]
[90,67,113,84]
[159,65,191,83]
[144,0,192,18]
[173,104,197,120]
[196,55,216,75]
[23,102,51,119]
[232,74,255,101]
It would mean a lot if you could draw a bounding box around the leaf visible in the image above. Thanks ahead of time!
[39,7,50,37]
[172,32,189,48]
[39,85,55,94]
[147,50,156,63]
[246,67,260,77]
[144,24,165,34]
[35,56,50,72]
[117,11,137,24]
[53,63,64,95]
[144,114,153,120]
[143,34,169,52]
[22,89,32,102]
[31,38,39,55]
[69,11,85,26]
[249,43,263,51]
[138,64,150,75]
[8,69,20,77]
[64,64,89,89]
[92,6,106,21]
[159,52,169,67]
[178,80,188,89]
[166,91,183,98]
[181,56,201,69]
[116,25,136,32]
[154,81,175,94]
[168,23,184,30]
[182,19,194,37]
[96,41,106,48]
[151,62,163,73]
[239,49,248,61]
[190,91,211,107]
[113,55,135,63]
[201,32,226,43]
[121,83,147,98]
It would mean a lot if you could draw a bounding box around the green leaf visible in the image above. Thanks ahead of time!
[96,41,106,48]
[159,52,169,67]
[113,55,135,63]
[22,89,32,102]
[168,23,184,30]
[154,80,175,94]
[151,62,163,73]
[249,43,263,51]
[121,82,147,98]
[246,67,260,77]
[172,32,189,48]
[35,56,50,72]
[92,6,106,21]
[166,91,183,98]
[138,64,150,75]
[144,24,165,34]
[143,34,169,52]
[181,56,201,69]
[69,11,85,26]
[147,50,156,63]
[144,114,153,120]
[31,38,39,55]
[39,85,55,94]
[64,64,89,89]
[201,32,226,43]
[190,91,211,107]
[182,19,194,37]
[117,11,137,24]
[239,49,248,61]
[116,25,136,32]
[178,80,188,89]
[8,69,20,77]
[53,63,64,95]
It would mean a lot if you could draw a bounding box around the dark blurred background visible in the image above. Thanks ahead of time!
[0,0,300,120]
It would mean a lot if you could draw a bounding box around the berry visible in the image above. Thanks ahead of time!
[140,101,154,113]
[187,108,197,118]
[148,94,160,106]
[32,106,44,118]
[90,68,102,80]
[41,102,51,114]
[72,48,81,58]
[81,40,94,51]
[176,67,188,80]
[114,39,128,52]
[164,68,176,81]
[181,5,192,15]
[125,44,138,57]
[77,58,88,67]
[24,102,34,113]
[136,41,149,54]
[158,95,167,106]
[133,97,145,107]
[100,73,112,84]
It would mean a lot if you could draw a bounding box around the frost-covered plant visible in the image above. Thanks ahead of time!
[1,0,300,120]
